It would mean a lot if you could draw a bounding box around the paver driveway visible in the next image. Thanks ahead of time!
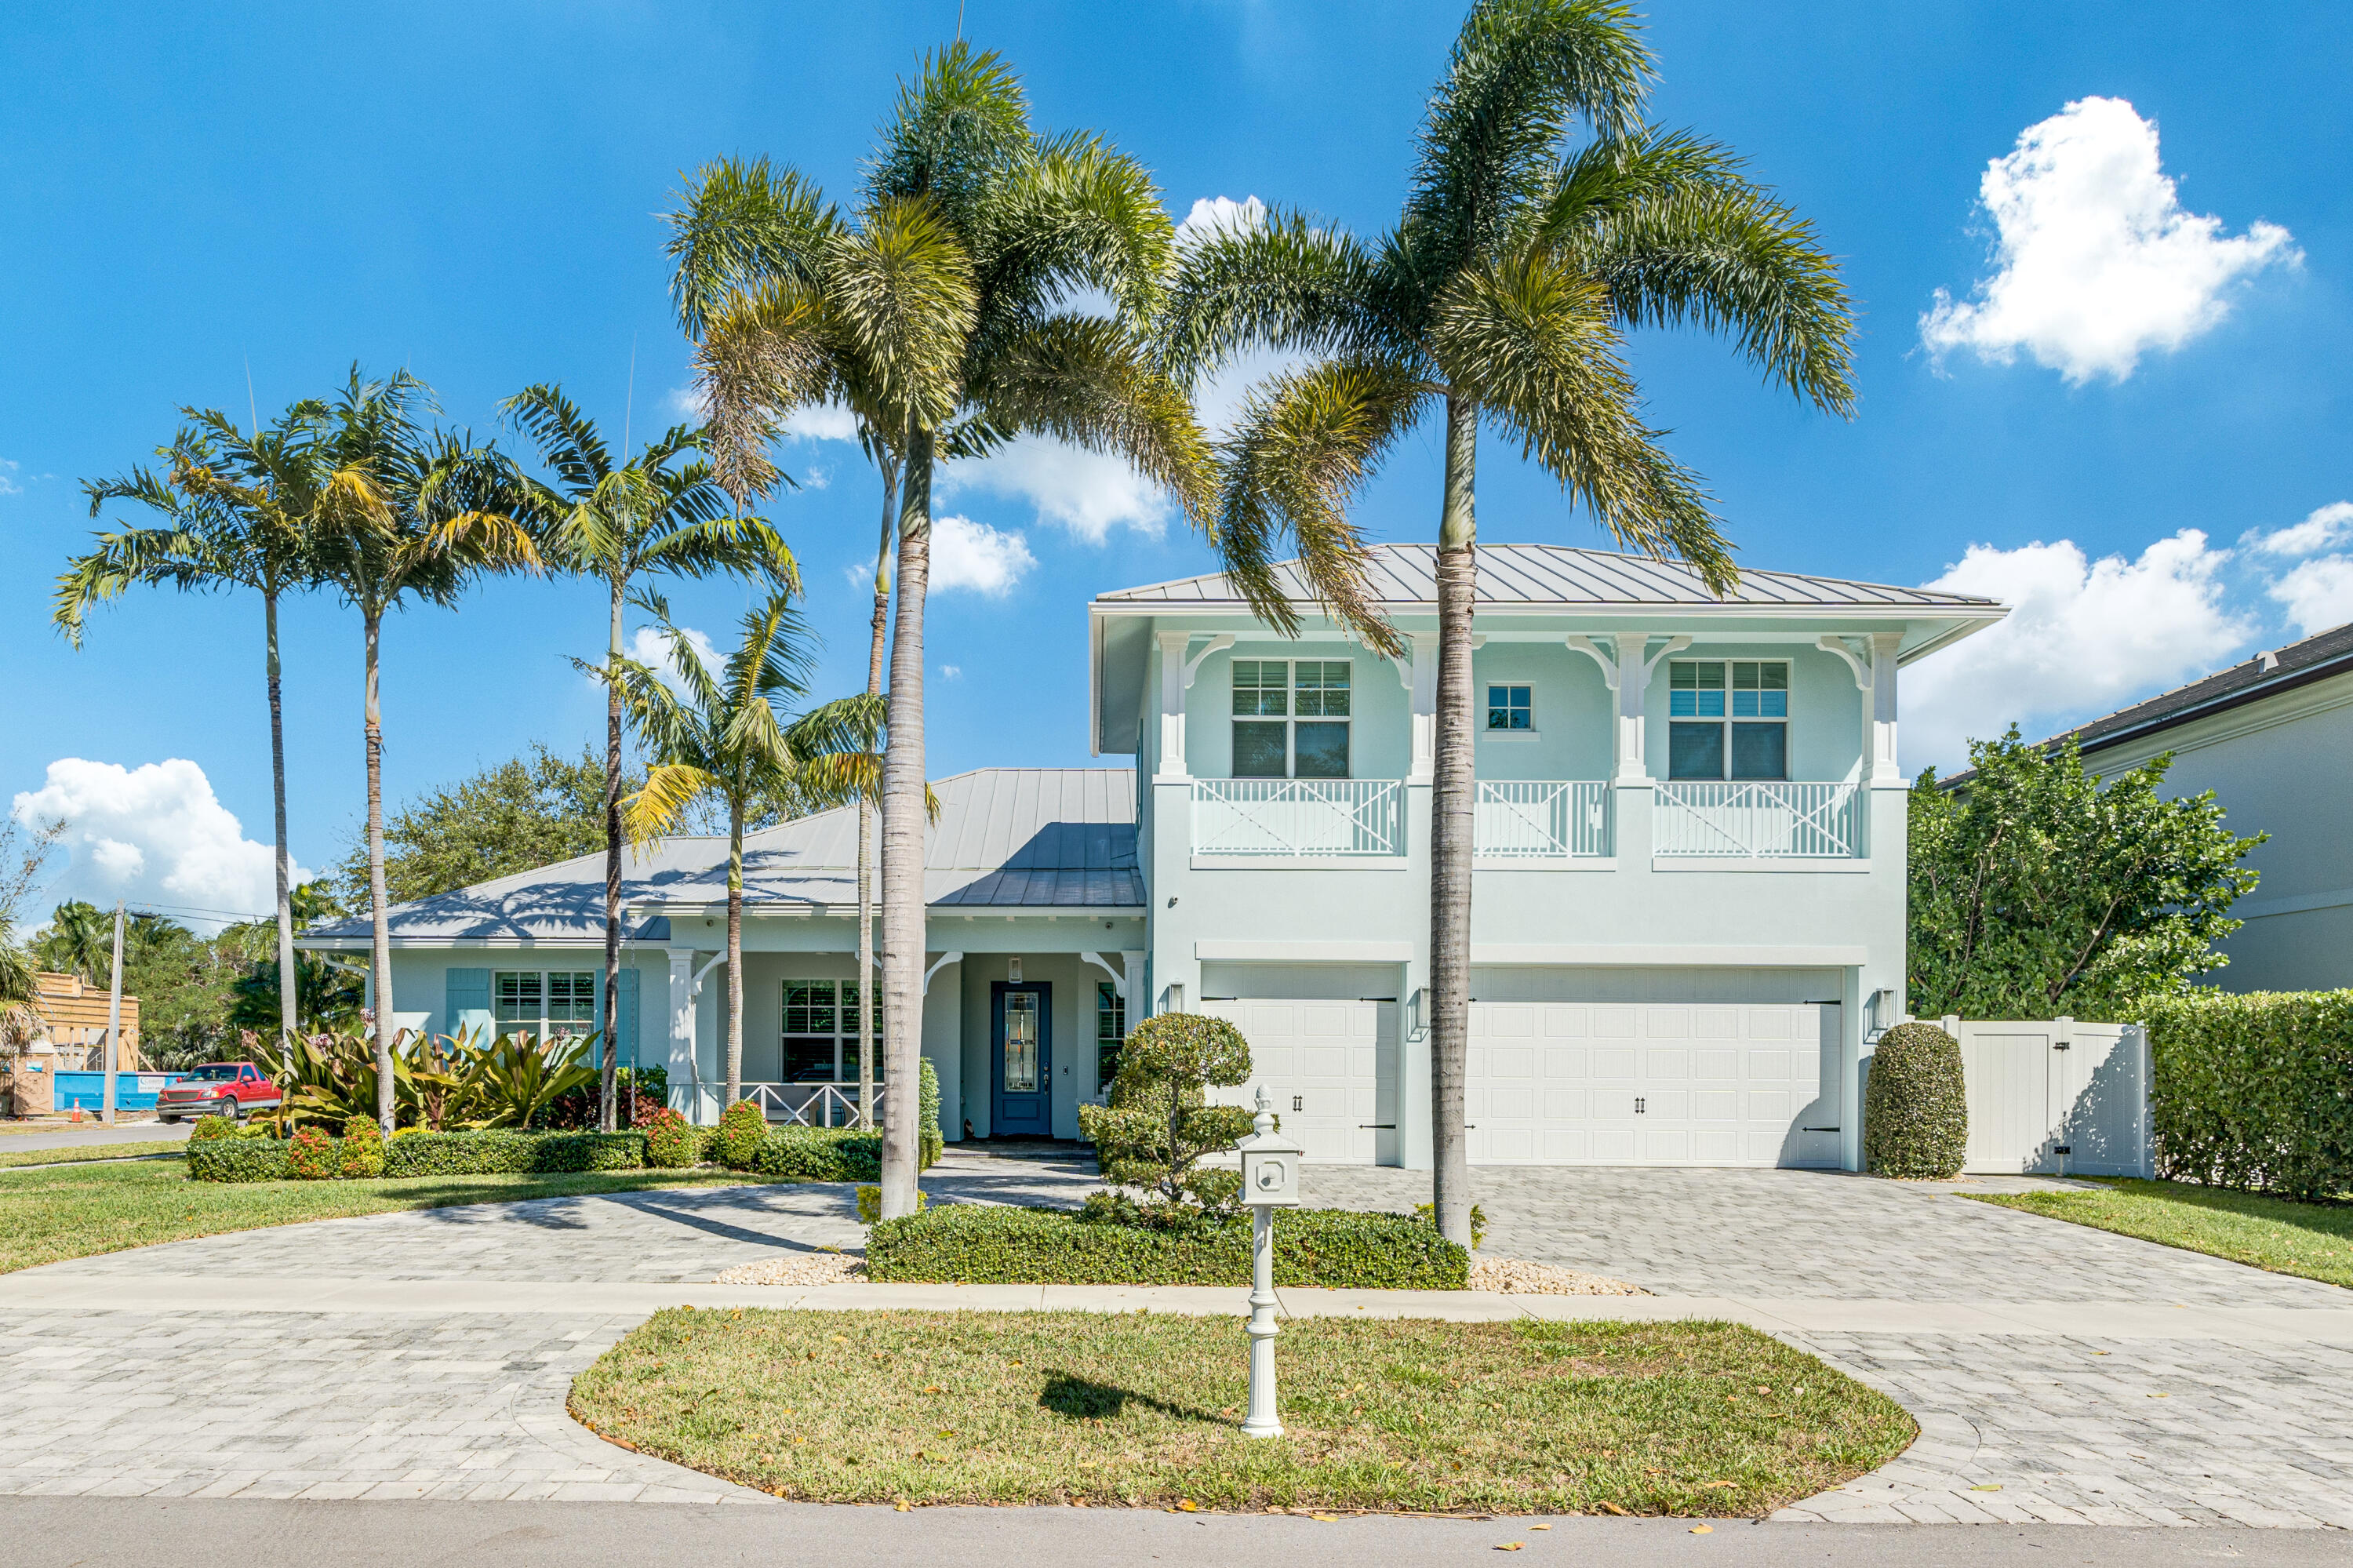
[2,1150,2348,1526]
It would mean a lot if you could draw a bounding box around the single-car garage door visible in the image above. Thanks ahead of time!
[1467,1001,1840,1167]
[1203,998,1398,1164]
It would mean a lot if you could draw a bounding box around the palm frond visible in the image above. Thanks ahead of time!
[500,384,613,493]
[625,762,719,849]
[1161,209,1396,383]
[693,276,837,506]
[666,157,842,337]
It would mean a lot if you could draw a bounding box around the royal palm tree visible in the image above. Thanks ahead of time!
[1164,0,1855,1244]
[614,591,890,1107]
[669,45,1215,1217]
[60,399,352,1044]
[307,368,540,1132]
[500,384,798,1132]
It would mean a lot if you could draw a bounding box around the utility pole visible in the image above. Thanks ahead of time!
[103,900,125,1126]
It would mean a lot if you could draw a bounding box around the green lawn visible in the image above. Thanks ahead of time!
[1969,1179,2353,1290]
[0,1141,187,1170]
[0,1156,776,1275]
[570,1308,1915,1515]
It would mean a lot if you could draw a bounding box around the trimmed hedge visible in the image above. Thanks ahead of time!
[755,1127,882,1183]
[2147,989,2353,1201]
[865,1203,1470,1289]
[187,1130,647,1184]
[1864,1021,1968,1179]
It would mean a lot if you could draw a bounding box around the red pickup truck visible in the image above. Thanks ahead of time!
[155,1062,283,1124]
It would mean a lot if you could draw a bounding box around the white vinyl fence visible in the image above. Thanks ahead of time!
[1887,1014,2151,1178]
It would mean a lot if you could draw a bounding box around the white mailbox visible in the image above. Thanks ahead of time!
[1236,1089,1302,1208]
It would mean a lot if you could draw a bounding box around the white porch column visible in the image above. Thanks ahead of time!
[1154,631,1232,783]
[1869,633,1903,786]
[665,947,699,1119]
[1609,635,1649,782]
[1122,949,1145,1015]
[1404,633,1438,784]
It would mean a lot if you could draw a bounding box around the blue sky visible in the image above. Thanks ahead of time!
[3,1,2348,925]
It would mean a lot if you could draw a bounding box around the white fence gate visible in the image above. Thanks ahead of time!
[1915,1015,2152,1178]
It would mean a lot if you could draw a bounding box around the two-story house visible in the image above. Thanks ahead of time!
[299,543,2002,1173]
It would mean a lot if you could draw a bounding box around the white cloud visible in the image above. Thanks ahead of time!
[1920,96,2298,383]
[942,439,1171,543]
[0,459,20,497]
[666,384,705,420]
[2249,500,2353,558]
[1176,194,1267,249]
[939,664,962,680]
[1902,530,2253,770]
[11,759,299,927]
[783,402,858,442]
[928,514,1035,595]
[627,624,721,694]
[2269,557,2353,637]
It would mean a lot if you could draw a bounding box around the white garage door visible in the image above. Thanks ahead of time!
[1467,1002,1840,1167]
[1203,998,1398,1164]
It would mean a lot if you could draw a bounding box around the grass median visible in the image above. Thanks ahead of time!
[0,1141,187,1170]
[570,1308,1915,1515]
[1969,1178,2353,1290]
[0,1155,778,1275]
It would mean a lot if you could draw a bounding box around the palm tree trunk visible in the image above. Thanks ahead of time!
[601,574,624,1131]
[265,588,297,1045]
[857,459,896,1133]
[726,798,744,1105]
[1428,391,1478,1247]
[364,606,395,1135]
[878,431,932,1218]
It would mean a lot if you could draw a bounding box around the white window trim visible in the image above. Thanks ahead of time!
[1667,658,1791,781]
[1230,657,1354,779]
[492,970,597,1041]
[1482,682,1537,739]
[780,978,875,1083]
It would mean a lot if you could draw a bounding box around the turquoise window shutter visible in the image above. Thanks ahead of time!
[616,967,641,1069]
[446,969,492,1042]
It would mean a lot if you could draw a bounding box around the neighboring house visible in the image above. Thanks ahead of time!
[299,543,2004,1173]
[2013,620,2353,993]
[30,971,141,1071]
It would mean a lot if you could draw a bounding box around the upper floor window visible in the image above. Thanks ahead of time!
[1231,659,1351,778]
[1667,660,1787,780]
[1486,685,1533,730]
[494,970,595,1042]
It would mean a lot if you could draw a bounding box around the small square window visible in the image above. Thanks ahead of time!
[1293,722,1351,778]
[1486,685,1532,730]
[1668,721,1724,780]
[1231,660,1286,716]
[1669,661,1726,718]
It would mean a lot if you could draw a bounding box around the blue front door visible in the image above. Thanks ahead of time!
[991,982,1052,1137]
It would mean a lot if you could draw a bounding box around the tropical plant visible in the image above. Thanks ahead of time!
[469,1031,601,1130]
[1162,0,1854,1244]
[1076,1012,1256,1211]
[615,588,887,1105]
[669,45,1216,1217]
[226,883,365,1035]
[500,383,798,1132]
[37,900,112,988]
[0,820,59,1057]
[60,399,362,1046]
[1910,730,2263,1020]
[304,367,540,1133]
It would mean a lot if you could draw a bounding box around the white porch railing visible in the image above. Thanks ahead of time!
[1475,780,1611,858]
[673,1082,886,1128]
[1191,778,1406,857]
[1653,781,1865,859]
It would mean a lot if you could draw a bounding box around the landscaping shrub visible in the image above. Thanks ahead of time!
[866,1202,1469,1289]
[714,1099,768,1170]
[1075,1012,1253,1210]
[643,1106,698,1169]
[543,1065,672,1131]
[918,1057,944,1169]
[2146,989,2353,1201]
[1864,1021,1968,1178]
[286,1126,339,1181]
[187,1138,294,1182]
[857,1184,927,1224]
[755,1127,882,1183]
[338,1116,386,1178]
[190,1115,238,1143]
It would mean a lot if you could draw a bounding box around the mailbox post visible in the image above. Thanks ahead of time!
[1235,1084,1302,1438]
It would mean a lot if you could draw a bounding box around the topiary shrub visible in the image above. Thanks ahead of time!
[286,1126,339,1181]
[714,1098,768,1170]
[755,1127,881,1182]
[190,1115,238,1143]
[642,1106,699,1169]
[918,1057,944,1170]
[1865,1021,1968,1178]
[338,1115,385,1177]
[1075,1012,1253,1212]
[187,1137,293,1182]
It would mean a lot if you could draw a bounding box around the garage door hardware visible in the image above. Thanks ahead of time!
[1358,1123,1396,1130]
[1802,1126,1840,1133]
[1634,1097,1646,1114]
[2053,1144,2072,1155]
[1292,1096,1304,1111]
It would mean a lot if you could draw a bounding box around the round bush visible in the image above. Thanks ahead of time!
[1109,1012,1250,1106]
[1864,1021,1968,1179]
[190,1115,238,1143]
[714,1097,767,1170]
[286,1126,339,1181]
[643,1106,699,1169]
[339,1115,386,1178]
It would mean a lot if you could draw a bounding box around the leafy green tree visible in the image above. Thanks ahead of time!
[36,900,112,988]
[0,820,60,1053]
[671,44,1214,1217]
[615,589,886,1105]
[306,367,540,1132]
[501,383,798,1132]
[1162,0,1853,1244]
[334,744,632,906]
[227,884,365,1035]
[1909,730,2264,1020]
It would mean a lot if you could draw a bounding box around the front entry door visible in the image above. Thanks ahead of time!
[991,982,1053,1137]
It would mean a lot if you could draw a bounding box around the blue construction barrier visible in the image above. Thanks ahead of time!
[52,1071,186,1112]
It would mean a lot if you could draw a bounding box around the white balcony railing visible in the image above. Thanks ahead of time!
[672,1082,885,1128]
[1475,780,1611,857]
[1192,778,1406,858]
[1653,781,1865,859]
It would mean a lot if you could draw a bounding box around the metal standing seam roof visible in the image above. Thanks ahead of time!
[1093,542,2003,611]
[296,769,1144,945]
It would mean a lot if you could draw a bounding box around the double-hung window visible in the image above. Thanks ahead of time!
[1096,981,1127,1094]
[782,980,878,1082]
[1667,660,1789,780]
[493,970,596,1042]
[1231,659,1351,778]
